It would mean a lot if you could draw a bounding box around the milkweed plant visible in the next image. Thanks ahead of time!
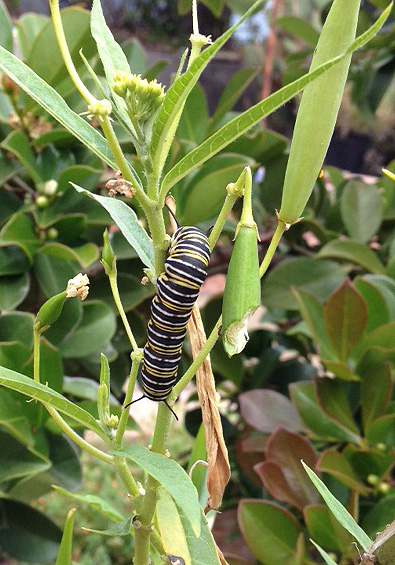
[0,0,392,563]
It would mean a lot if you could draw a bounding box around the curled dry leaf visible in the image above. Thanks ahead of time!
[188,305,230,510]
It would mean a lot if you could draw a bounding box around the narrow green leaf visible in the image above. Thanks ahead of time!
[161,6,392,192]
[0,0,12,51]
[301,461,373,551]
[71,183,154,271]
[0,365,107,438]
[112,444,201,536]
[310,540,338,565]
[0,45,117,169]
[53,486,124,522]
[82,518,132,536]
[151,0,265,177]
[55,508,76,565]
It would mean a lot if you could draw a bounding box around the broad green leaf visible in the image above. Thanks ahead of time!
[1,130,43,185]
[59,300,116,359]
[112,444,201,536]
[362,496,395,538]
[90,272,151,311]
[0,365,107,438]
[305,506,352,552]
[366,414,395,448]
[156,488,192,565]
[262,258,345,310]
[293,288,336,360]
[289,382,359,443]
[1,213,41,260]
[177,83,209,144]
[357,322,395,360]
[276,16,320,47]
[317,240,386,274]
[318,449,370,494]
[238,500,302,565]
[239,389,303,433]
[0,246,31,276]
[63,376,119,405]
[0,185,22,223]
[324,280,367,361]
[16,13,48,58]
[55,508,76,565]
[122,38,147,74]
[151,0,265,177]
[355,277,390,333]
[0,430,50,483]
[208,67,259,134]
[25,8,96,99]
[177,499,221,565]
[340,181,383,243]
[53,485,124,522]
[162,7,392,192]
[310,540,338,565]
[301,462,372,551]
[0,45,118,169]
[72,183,154,270]
[34,247,79,298]
[360,364,392,433]
[0,388,34,446]
[0,499,61,562]
[0,273,30,311]
[315,377,360,439]
[0,0,12,51]
[0,312,34,349]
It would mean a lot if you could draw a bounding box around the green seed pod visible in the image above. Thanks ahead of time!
[222,224,261,357]
[279,0,360,224]
[98,383,110,430]
[34,290,67,333]
[101,229,116,276]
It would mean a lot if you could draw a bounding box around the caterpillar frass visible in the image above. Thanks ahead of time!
[124,225,211,416]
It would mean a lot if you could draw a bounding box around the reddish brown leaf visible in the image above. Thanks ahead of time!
[239,389,303,433]
[254,461,306,511]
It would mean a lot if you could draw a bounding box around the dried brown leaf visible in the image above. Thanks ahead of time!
[188,305,230,510]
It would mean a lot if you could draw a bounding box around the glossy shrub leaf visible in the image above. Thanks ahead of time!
[343,444,394,484]
[72,183,154,271]
[255,429,320,510]
[262,258,345,310]
[113,444,201,536]
[301,462,373,551]
[305,505,352,552]
[0,430,50,483]
[0,0,12,51]
[362,496,395,538]
[239,389,303,433]
[0,246,31,276]
[90,273,150,312]
[0,388,34,446]
[34,247,79,298]
[238,500,302,565]
[151,0,265,177]
[53,486,124,522]
[276,16,320,46]
[366,414,395,448]
[324,279,367,361]
[0,45,117,169]
[59,300,116,359]
[289,382,359,443]
[356,322,395,361]
[161,8,391,192]
[354,277,389,333]
[0,499,61,562]
[317,240,386,274]
[156,488,192,565]
[360,364,392,433]
[315,377,360,441]
[293,288,336,360]
[55,508,76,565]
[1,130,43,185]
[1,213,41,259]
[0,365,106,438]
[207,67,260,134]
[318,449,370,494]
[340,181,383,243]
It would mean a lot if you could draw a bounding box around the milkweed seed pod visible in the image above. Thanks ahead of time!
[34,290,67,333]
[279,0,361,224]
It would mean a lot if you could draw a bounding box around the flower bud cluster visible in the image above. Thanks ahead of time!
[112,71,165,125]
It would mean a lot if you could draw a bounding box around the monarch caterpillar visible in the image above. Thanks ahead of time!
[124,225,210,415]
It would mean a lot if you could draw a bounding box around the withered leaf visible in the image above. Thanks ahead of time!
[188,305,230,510]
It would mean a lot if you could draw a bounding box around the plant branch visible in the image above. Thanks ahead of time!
[109,269,139,353]
[114,351,142,449]
[259,217,286,277]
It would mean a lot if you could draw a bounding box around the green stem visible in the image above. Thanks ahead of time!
[33,330,40,383]
[239,166,254,226]
[145,204,168,276]
[259,219,286,278]
[45,403,113,464]
[113,457,139,496]
[109,269,139,353]
[114,352,142,449]
[49,0,95,105]
[209,193,239,251]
